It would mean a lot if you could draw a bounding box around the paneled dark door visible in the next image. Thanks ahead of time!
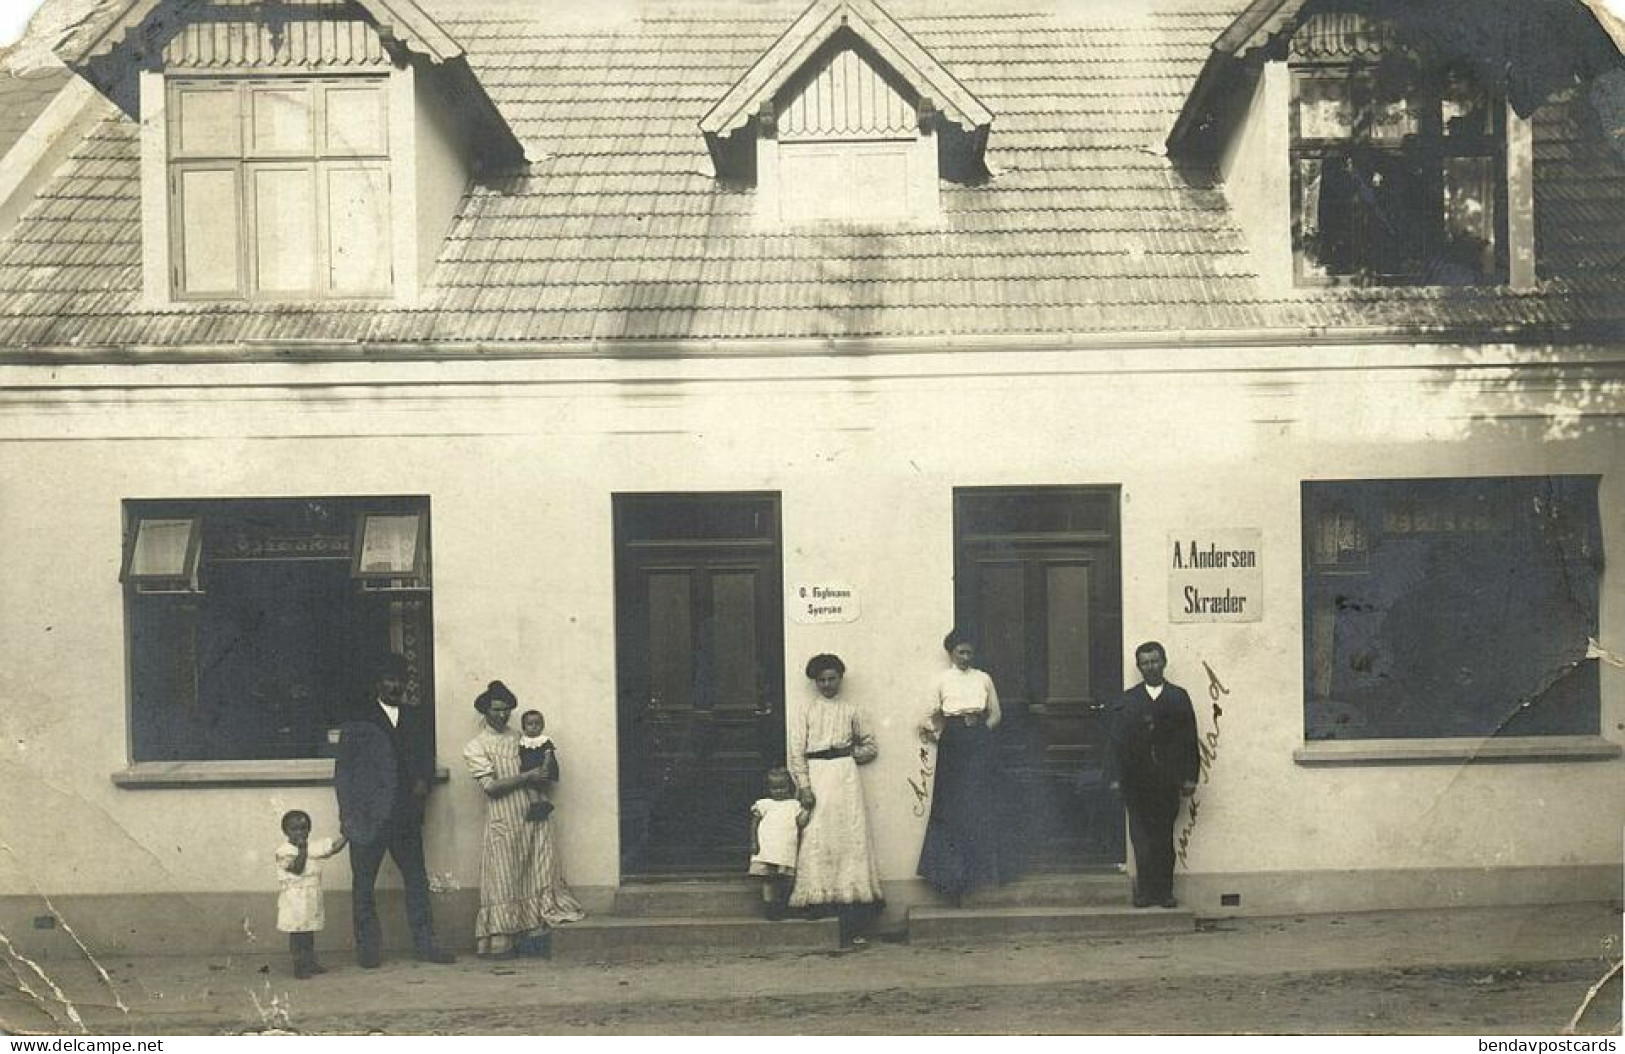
[954,487,1124,867]
[614,494,785,877]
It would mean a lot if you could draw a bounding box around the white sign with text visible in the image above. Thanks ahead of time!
[789,583,860,624]
[1169,529,1262,623]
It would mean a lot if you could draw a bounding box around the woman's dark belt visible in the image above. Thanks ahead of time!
[943,712,985,727]
[805,746,854,761]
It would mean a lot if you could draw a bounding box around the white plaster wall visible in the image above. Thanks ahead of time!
[0,345,1621,901]
[1217,62,1291,289]
[411,59,474,294]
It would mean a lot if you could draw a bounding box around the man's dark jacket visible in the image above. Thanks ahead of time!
[334,700,434,844]
[1105,681,1200,791]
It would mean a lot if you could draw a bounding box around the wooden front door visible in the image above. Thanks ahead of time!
[614,494,785,877]
[954,487,1124,867]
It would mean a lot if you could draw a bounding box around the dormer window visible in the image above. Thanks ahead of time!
[167,76,393,300]
[760,37,937,227]
[59,0,525,309]
[701,0,992,232]
[1289,14,1507,285]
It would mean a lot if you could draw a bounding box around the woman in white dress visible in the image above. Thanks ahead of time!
[788,653,884,944]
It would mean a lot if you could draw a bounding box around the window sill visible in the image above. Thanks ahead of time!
[111,761,453,788]
[1293,736,1620,766]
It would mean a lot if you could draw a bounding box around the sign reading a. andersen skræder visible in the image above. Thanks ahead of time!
[1169,529,1262,623]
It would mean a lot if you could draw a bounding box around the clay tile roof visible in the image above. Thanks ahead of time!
[0,0,1620,351]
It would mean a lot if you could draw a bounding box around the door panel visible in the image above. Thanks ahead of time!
[976,561,1028,692]
[955,488,1123,868]
[616,495,784,877]
[1046,563,1092,700]
[647,571,694,710]
[708,570,759,709]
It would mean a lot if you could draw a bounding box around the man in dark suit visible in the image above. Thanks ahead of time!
[1107,641,1199,909]
[334,652,454,967]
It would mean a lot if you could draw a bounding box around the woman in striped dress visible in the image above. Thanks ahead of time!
[463,681,584,958]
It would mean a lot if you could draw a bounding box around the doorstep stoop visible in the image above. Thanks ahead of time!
[962,872,1131,908]
[907,904,1196,944]
[544,881,844,960]
[549,915,842,961]
[613,880,764,917]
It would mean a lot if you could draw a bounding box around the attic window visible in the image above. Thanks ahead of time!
[758,39,940,227]
[167,76,393,300]
[1290,15,1507,286]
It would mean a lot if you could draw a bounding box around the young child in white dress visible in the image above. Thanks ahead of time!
[517,709,558,822]
[275,810,348,978]
[749,767,811,920]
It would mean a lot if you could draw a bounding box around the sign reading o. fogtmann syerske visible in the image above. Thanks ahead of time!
[790,583,860,624]
[1169,529,1262,623]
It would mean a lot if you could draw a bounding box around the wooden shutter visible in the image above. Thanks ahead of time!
[174,166,243,296]
[248,163,318,295]
[248,82,315,156]
[325,163,393,295]
[778,141,913,224]
[323,82,389,156]
[170,84,241,158]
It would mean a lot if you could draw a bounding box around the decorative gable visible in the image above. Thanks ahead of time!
[701,0,991,228]
[777,43,917,140]
[59,0,463,69]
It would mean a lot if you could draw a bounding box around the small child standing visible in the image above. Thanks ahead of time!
[749,767,811,920]
[275,810,347,978]
[517,709,559,822]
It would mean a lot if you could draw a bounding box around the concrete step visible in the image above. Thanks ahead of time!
[613,881,762,918]
[550,915,841,961]
[908,905,1195,944]
[963,872,1130,908]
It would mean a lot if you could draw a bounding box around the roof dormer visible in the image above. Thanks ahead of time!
[1167,0,1623,291]
[701,0,992,229]
[56,0,523,308]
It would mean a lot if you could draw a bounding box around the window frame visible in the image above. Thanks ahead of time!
[1299,476,1603,748]
[120,496,435,776]
[1288,54,1510,287]
[165,74,394,302]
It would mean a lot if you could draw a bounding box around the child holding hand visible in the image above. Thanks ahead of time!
[749,767,811,920]
[275,810,348,978]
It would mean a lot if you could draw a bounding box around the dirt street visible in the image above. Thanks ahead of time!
[236,960,1620,1035]
[2,906,1619,1036]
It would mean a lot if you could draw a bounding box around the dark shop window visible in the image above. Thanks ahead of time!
[1302,477,1601,740]
[122,497,434,762]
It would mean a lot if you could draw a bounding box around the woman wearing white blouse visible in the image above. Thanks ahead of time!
[788,653,884,944]
[916,628,1020,898]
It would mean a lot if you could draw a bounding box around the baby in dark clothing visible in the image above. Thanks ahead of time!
[518,709,558,822]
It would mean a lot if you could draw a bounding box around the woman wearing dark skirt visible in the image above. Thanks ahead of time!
[916,628,1021,898]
